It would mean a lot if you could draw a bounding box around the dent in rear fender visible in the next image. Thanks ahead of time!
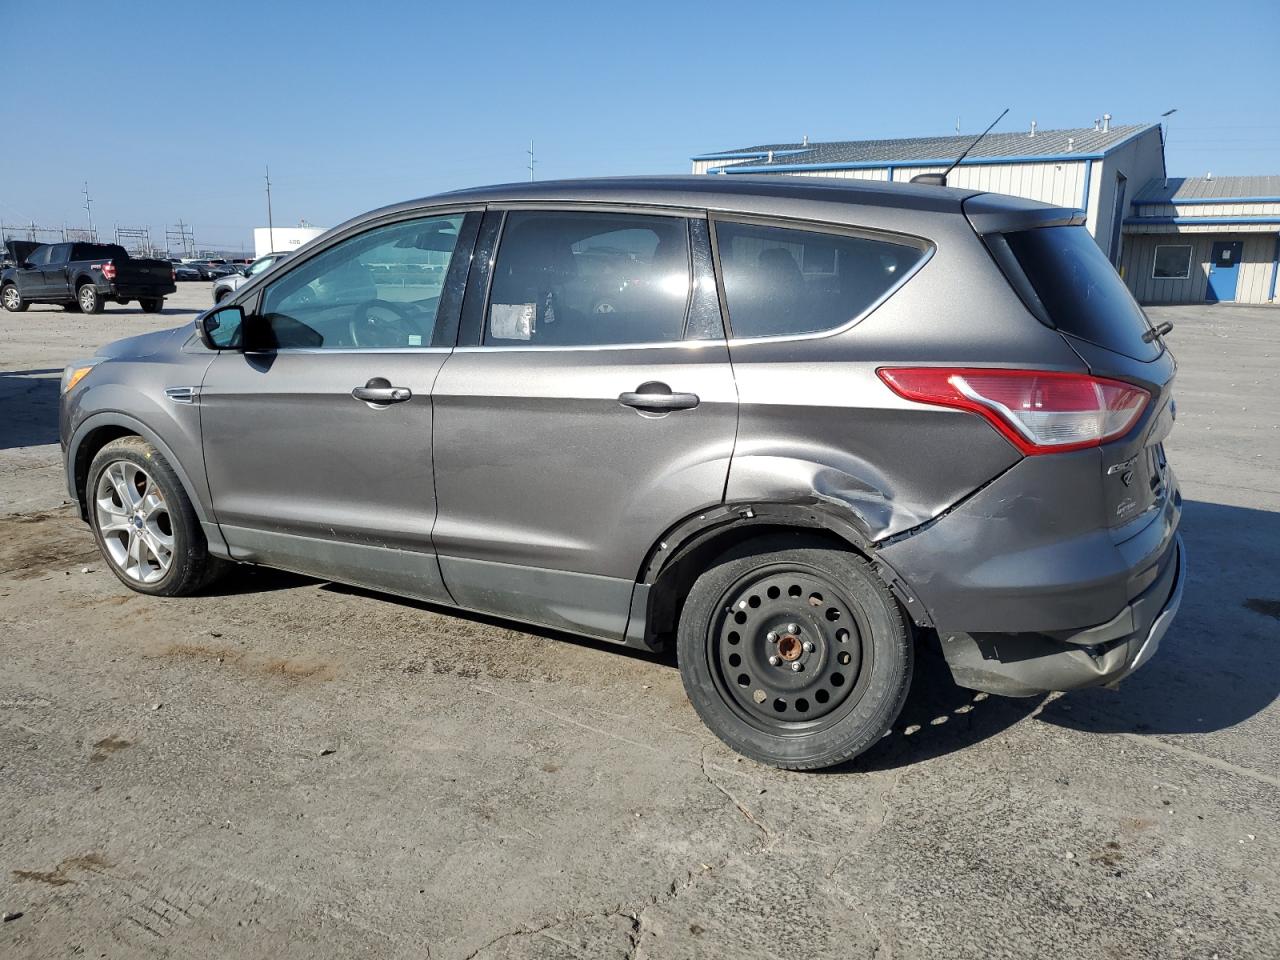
[725,404,1022,541]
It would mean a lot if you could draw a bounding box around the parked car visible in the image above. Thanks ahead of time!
[58,177,1183,769]
[187,260,236,281]
[173,262,202,281]
[212,252,291,302]
[3,240,175,313]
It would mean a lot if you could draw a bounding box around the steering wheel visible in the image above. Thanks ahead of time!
[347,299,419,348]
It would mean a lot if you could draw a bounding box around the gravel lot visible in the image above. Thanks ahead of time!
[1,284,1277,959]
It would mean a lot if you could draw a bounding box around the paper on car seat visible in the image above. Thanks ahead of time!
[490,302,535,341]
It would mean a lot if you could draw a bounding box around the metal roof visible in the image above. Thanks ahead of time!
[324,175,1075,242]
[694,124,1156,167]
[1132,175,1280,204]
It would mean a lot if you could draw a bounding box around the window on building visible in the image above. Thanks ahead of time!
[1152,245,1192,280]
[713,220,927,339]
[485,212,691,347]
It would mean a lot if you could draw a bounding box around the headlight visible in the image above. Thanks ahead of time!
[61,359,106,394]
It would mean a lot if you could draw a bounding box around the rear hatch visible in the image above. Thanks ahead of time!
[984,220,1176,533]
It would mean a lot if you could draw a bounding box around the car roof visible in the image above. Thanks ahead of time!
[330,174,1072,239]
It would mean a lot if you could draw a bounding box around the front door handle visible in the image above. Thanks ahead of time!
[352,377,412,404]
[618,381,700,412]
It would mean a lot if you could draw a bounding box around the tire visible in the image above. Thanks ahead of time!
[677,534,912,770]
[87,437,226,597]
[214,288,231,303]
[2,284,26,312]
[139,297,164,313]
[77,283,104,314]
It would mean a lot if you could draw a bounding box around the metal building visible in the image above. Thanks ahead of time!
[692,119,1165,268]
[1120,176,1280,305]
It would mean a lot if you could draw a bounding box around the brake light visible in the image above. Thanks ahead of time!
[877,368,1150,455]
[171,268,176,281]
[101,261,117,281]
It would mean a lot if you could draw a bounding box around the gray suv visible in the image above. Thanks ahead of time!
[58,177,1183,769]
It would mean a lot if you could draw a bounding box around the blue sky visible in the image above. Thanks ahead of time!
[9,0,1279,249]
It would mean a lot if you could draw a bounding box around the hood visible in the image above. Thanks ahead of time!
[97,324,191,360]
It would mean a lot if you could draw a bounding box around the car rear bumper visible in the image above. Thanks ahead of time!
[933,536,1184,696]
[876,449,1184,696]
[112,284,176,299]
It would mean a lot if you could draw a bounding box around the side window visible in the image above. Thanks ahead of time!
[485,211,690,347]
[258,214,464,349]
[28,246,54,266]
[713,220,928,339]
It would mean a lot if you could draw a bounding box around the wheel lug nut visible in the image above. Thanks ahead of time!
[791,662,803,672]
[766,632,778,643]
[768,655,781,666]
[787,623,800,634]
[802,641,815,653]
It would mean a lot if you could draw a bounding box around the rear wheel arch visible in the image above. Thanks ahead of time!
[632,503,928,651]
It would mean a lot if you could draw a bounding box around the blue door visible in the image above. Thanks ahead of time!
[1206,241,1243,302]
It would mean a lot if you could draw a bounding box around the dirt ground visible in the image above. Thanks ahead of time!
[1,284,1277,959]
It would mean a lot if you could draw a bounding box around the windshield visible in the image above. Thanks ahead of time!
[1005,226,1161,361]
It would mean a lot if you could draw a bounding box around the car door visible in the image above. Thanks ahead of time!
[430,209,737,641]
[198,209,480,601]
[42,243,72,297]
[17,244,54,298]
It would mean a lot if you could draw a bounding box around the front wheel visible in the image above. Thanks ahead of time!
[139,297,164,313]
[677,535,912,770]
[78,284,104,314]
[87,437,225,596]
[2,284,26,312]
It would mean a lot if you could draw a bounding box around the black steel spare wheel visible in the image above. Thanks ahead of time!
[677,535,912,770]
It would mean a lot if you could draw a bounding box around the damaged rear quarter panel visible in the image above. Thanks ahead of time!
[723,210,1085,542]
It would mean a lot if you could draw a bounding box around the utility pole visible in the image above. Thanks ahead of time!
[82,181,95,239]
[527,140,535,182]
[265,165,275,254]
[1161,108,1178,188]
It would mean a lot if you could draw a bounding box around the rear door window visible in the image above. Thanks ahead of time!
[713,220,927,339]
[1004,226,1160,361]
[485,211,691,347]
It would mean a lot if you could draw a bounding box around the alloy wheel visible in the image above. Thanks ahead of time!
[94,461,174,584]
[79,287,96,312]
[3,288,18,309]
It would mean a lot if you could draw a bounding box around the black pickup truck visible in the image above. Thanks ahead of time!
[1,240,175,314]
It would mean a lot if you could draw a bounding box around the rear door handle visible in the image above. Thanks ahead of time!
[618,382,700,412]
[352,377,412,404]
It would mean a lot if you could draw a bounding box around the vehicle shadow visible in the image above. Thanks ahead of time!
[0,370,62,449]
[201,564,318,596]
[840,643,1045,773]
[1038,499,1280,737]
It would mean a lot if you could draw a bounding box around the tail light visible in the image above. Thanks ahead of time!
[877,368,1150,455]
[101,261,117,281]
[171,268,176,281]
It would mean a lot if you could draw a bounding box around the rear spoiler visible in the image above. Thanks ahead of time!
[961,193,1085,236]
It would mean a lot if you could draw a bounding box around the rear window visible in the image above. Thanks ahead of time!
[72,243,130,261]
[1004,226,1160,361]
[714,221,927,339]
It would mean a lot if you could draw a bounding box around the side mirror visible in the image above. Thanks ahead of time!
[197,304,245,351]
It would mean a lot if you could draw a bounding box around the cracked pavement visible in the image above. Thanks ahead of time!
[1,290,1278,958]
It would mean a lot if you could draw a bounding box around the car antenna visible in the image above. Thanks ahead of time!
[911,107,1009,187]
